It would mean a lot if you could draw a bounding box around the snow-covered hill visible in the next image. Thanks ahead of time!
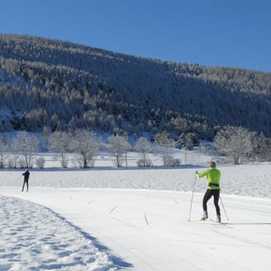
[2,34,271,136]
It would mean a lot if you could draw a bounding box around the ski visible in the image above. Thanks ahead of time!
[189,219,229,226]
[209,218,228,226]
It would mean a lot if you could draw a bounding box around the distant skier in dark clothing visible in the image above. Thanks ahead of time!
[22,169,30,192]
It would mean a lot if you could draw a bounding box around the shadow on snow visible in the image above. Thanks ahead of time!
[42,205,133,269]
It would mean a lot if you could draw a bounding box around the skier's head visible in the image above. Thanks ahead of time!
[209,161,216,168]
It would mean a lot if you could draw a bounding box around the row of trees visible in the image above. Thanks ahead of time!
[0,126,270,169]
[0,130,180,169]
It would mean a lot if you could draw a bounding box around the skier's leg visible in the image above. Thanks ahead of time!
[213,190,221,216]
[202,190,212,219]
[213,190,221,221]
[26,181,29,192]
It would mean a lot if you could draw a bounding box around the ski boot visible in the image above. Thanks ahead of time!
[216,215,221,223]
[201,211,208,221]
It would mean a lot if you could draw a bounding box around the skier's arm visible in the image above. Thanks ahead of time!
[196,170,209,178]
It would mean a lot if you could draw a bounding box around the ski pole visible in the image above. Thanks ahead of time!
[220,195,229,221]
[188,174,198,222]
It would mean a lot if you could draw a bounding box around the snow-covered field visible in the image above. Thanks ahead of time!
[1,164,271,270]
[2,188,271,271]
[1,163,271,198]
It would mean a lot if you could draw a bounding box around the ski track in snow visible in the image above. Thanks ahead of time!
[2,164,271,271]
[2,188,271,271]
[0,196,123,271]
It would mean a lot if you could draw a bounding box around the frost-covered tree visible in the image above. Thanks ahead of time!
[70,130,99,168]
[0,136,9,168]
[35,157,45,169]
[215,126,253,164]
[134,137,152,167]
[155,131,175,148]
[13,132,39,168]
[7,155,19,169]
[154,131,176,166]
[48,131,71,168]
[250,132,271,161]
[108,135,131,167]
[183,132,198,150]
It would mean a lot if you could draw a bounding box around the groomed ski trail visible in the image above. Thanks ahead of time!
[2,188,271,271]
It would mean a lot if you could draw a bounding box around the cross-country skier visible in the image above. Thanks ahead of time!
[22,169,30,192]
[196,161,221,223]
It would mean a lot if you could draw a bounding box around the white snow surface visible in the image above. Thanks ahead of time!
[1,164,271,270]
[0,195,120,271]
[1,187,271,271]
[1,164,271,198]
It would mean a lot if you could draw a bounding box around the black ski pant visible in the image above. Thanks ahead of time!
[22,180,29,192]
[203,189,220,216]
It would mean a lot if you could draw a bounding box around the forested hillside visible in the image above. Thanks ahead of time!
[1,34,271,140]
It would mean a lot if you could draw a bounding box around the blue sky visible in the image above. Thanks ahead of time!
[0,0,270,72]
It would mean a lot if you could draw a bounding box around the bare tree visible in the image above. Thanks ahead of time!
[48,131,71,168]
[108,135,131,167]
[70,130,99,168]
[215,126,253,164]
[154,131,176,166]
[13,132,39,168]
[7,155,19,169]
[250,132,271,161]
[135,137,152,167]
[35,157,46,169]
[0,136,9,168]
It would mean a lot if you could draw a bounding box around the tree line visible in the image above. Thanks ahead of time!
[0,130,181,169]
[0,126,270,169]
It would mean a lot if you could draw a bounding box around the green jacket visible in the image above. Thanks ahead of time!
[197,168,221,190]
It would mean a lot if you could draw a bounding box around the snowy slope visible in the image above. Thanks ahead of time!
[0,195,128,271]
[2,188,271,271]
